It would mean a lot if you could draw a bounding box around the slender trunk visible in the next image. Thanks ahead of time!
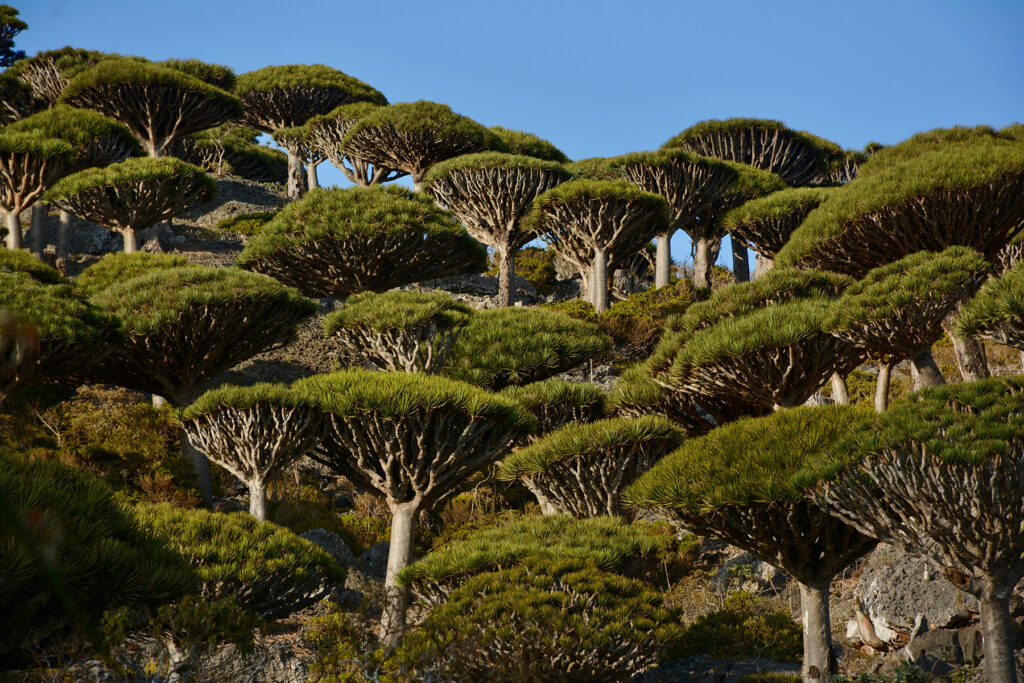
[123,228,138,254]
[286,151,306,200]
[180,427,214,508]
[579,270,591,303]
[799,581,836,681]
[592,248,609,313]
[31,202,46,258]
[980,595,1019,683]
[381,502,418,647]
[731,234,749,283]
[693,237,711,290]
[523,479,560,516]
[753,252,774,279]
[496,244,515,307]
[306,161,319,190]
[5,210,21,250]
[946,325,989,382]
[248,479,268,521]
[874,362,892,413]
[910,348,946,388]
[655,230,672,288]
[56,210,72,275]
[830,372,849,405]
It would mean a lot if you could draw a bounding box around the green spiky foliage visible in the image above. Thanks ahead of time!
[396,558,679,683]
[856,125,1015,179]
[444,307,613,390]
[182,383,323,521]
[60,58,243,158]
[0,132,73,247]
[501,379,608,440]
[304,102,406,186]
[271,123,325,167]
[5,104,141,171]
[5,47,132,104]
[624,405,877,680]
[292,368,534,644]
[236,186,487,297]
[340,101,504,187]
[661,118,842,187]
[776,141,1024,275]
[424,152,573,305]
[74,252,189,298]
[0,73,40,124]
[215,210,278,236]
[132,503,342,619]
[44,157,216,251]
[323,290,472,374]
[80,266,316,407]
[488,126,569,163]
[0,453,192,668]
[158,58,235,91]
[0,248,65,284]
[798,377,1024,683]
[171,124,287,183]
[956,260,1024,350]
[498,416,684,517]
[0,273,117,404]
[720,187,837,260]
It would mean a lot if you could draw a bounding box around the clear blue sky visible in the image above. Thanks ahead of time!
[17,0,1024,268]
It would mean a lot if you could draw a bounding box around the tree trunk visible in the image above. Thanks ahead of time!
[910,348,946,388]
[5,210,21,250]
[123,228,138,254]
[731,234,749,283]
[307,161,319,190]
[496,244,515,307]
[30,202,46,258]
[579,270,591,303]
[286,151,306,200]
[980,595,1019,683]
[1019,350,1024,374]
[655,230,672,288]
[693,237,712,290]
[248,479,268,521]
[753,252,774,279]
[946,324,989,382]
[799,581,836,681]
[180,427,214,508]
[592,248,609,313]
[523,479,560,515]
[830,372,849,405]
[56,210,72,275]
[381,502,418,647]
[874,362,892,413]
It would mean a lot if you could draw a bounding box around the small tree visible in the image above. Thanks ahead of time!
[625,406,879,681]
[424,152,572,305]
[292,369,534,645]
[304,102,407,186]
[323,290,472,373]
[500,379,608,439]
[499,415,683,517]
[236,186,487,297]
[171,124,287,184]
[181,383,323,521]
[340,101,502,190]
[0,131,72,249]
[956,260,1024,351]
[45,157,216,252]
[444,307,612,390]
[800,378,1024,683]
[60,58,243,158]
[272,124,325,190]
[487,126,569,163]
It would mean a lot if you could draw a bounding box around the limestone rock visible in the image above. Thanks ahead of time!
[300,528,356,568]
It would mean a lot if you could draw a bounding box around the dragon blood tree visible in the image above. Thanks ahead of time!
[304,102,407,186]
[423,152,572,305]
[171,124,287,184]
[235,65,387,198]
[444,306,612,390]
[499,415,684,517]
[73,251,189,298]
[524,179,669,312]
[60,58,242,158]
[956,260,1024,354]
[801,378,1024,683]
[272,124,325,191]
[236,185,486,297]
[292,369,534,645]
[6,47,128,106]
[0,73,39,124]
[323,290,472,374]
[181,383,323,521]
[487,126,569,163]
[77,266,317,505]
[826,248,990,409]
[0,131,72,249]
[719,186,837,278]
[500,379,608,439]
[625,406,879,681]
[45,157,216,253]
[340,100,503,190]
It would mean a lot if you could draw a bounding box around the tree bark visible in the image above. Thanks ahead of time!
[1019,350,1024,374]
[753,252,774,279]
[248,479,268,522]
[306,161,319,190]
[180,427,214,508]
[286,151,306,200]
[30,202,46,259]
[56,210,72,275]
[123,228,138,254]
[946,324,989,382]
[592,248,609,313]
[5,210,21,250]
[830,372,849,405]
[496,244,515,307]
[799,581,836,681]
[579,271,591,304]
[655,230,672,288]
[731,234,749,283]
[910,348,946,389]
[874,361,892,413]
[381,502,418,647]
[693,237,712,290]
[980,595,1019,683]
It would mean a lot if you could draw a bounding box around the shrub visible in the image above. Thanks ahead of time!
[0,249,65,285]
[489,245,558,296]
[215,210,278,236]
[667,591,802,662]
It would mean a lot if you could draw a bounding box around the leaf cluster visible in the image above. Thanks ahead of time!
[525,178,670,229]
[214,210,278,236]
[341,100,501,151]
[423,151,572,184]
[500,379,607,417]
[0,249,65,285]
[45,156,216,203]
[182,382,306,421]
[0,272,113,343]
[856,125,1017,179]
[158,58,235,91]
[74,252,190,299]
[0,129,73,159]
[719,186,836,232]
[487,126,569,163]
[955,260,1024,340]
[234,64,386,105]
[4,104,140,159]
[323,290,471,336]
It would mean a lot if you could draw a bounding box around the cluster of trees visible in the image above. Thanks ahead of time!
[4,19,1024,681]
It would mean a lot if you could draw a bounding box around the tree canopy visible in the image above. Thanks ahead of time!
[488,126,569,163]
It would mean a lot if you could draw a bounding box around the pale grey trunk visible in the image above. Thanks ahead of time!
[306,161,319,190]
[592,248,609,313]
[947,327,989,382]
[980,596,1019,683]
[248,479,268,521]
[497,244,514,307]
[1019,350,1024,374]
[5,210,21,250]
[830,372,849,405]
[655,230,672,288]
[56,210,72,275]
[799,582,835,681]
[123,228,138,254]
[30,202,46,258]
[180,427,214,507]
[286,151,306,200]
[381,502,418,647]
[731,234,749,283]
[874,362,892,413]
[753,252,774,279]
[910,348,946,389]
[579,271,591,303]
[524,479,560,516]
[693,238,712,290]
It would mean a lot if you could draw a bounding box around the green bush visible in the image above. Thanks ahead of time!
[489,245,559,296]
[667,591,802,662]
[599,280,696,357]
[215,210,278,236]
[74,252,190,298]
[0,248,66,285]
